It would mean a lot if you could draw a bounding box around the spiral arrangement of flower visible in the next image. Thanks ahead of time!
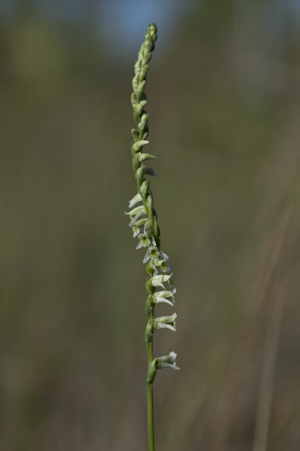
[125,23,179,451]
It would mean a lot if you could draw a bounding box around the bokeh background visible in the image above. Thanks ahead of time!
[1,1,300,450]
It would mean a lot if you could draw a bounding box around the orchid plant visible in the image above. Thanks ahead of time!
[125,23,179,451]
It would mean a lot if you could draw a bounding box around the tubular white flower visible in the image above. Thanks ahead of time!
[150,258,173,273]
[156,352,179,370]
[129,193,143,208]
[131,210,148,224]
[149,274,173,289]
[154,313,177,332]
[136,234,152,249]
[132,217,149,228]
[153,289,176,306]
[143,246,169,264]
[124,205,145,218]
[129,223,140,238]
[160,261,174,273]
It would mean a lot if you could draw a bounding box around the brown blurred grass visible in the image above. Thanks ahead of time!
[1,3,300,451]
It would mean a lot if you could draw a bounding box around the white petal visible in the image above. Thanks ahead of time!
[168,352,177,361]
[156,323,176,332]
[152,275,167,282]
[157,352,177,363]
[143,250,150,264]
[159,362,180,370]
[129,193,143,208]
[125,205,145,217]
[131,209,147,224]
[155,290,174,298]
[157,313,177,323]
[153,297,174,306]
[160,250,169,260]
[152,281,166,289]
[136,241,143,249]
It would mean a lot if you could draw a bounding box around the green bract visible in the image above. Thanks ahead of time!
[125,23,179,451]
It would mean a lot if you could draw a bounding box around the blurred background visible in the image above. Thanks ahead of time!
[1,1,300,450]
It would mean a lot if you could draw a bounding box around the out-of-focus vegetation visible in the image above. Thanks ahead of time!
[1,1,300,450]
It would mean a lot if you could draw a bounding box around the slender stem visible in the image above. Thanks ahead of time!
[147,382,155,451]
[146,342,155,451]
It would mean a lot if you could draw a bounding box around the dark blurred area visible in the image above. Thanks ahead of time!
[1,1,300,450]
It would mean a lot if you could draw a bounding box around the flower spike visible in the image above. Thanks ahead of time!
[125,23,178,450]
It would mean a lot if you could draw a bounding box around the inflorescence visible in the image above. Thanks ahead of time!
[125,23,179,384]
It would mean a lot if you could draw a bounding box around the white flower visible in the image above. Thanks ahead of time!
[154,313,177,332]
[160,261,174,273]
[128,193,143,209]
[156,352,179,370]
[149,274,173,289]
[124,205,146,223]
[136,234,152,249]
[150,258,173,273]
[153,289,176,306]
[143,246,168,264]
[131,217,149,228]
[129,223,140,238]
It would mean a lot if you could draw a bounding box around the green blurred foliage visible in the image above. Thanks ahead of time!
[1,2,300,451]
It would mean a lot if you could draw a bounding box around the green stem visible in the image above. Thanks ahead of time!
[146,342,155,451]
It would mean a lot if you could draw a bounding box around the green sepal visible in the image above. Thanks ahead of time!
[142,129,149,140]
[132,140,149,152]
[132,155,139,173]
[131,129,140,141]
[132,75,139,91]
[134,59,141,75]
[131,92,137,107]
[138,113,148,132]
[144,42,154,54]
[135,80,146,102]
[146,359,157,383]
[138,153,156,163]
[140,179,149,199]
[145,277,154,295]
[146,260,154,276]
[142,53,152,66]
[146,193,153,211]
[136,100,147,114]
[152,209,159,243]
[135,164,145,186]
[133,110,140,125]
[145,320,154,342]
[139,65,149,82]
[144,167,157,177]
[145,295,154,316]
